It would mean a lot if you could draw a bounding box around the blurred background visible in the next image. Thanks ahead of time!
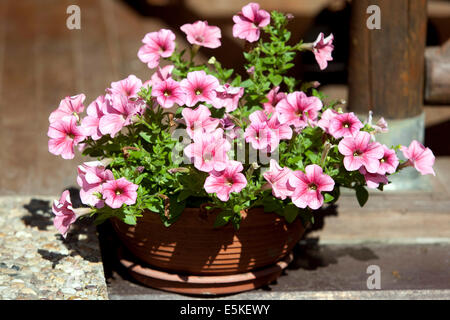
[0,0,449,196]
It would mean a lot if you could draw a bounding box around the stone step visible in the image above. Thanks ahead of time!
[0,196,108,300]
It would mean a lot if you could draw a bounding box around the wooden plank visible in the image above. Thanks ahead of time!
[0,0,117,195]
[0,0,42,195]
[0,0,8,193]
[348,0,427,119]
[34,0,119,195]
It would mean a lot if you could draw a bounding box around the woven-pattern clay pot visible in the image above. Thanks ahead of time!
[111,207,305,275]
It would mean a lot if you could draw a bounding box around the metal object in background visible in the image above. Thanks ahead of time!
[425,39,450,105]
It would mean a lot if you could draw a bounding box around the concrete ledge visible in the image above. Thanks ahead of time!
[0,196,108,300]
[111,289,450,300]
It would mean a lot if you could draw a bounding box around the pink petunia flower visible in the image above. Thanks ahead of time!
[52,190,78,238]
[180,70,220,106]
[245,110,292,152]
[151,78,186,109]
[263,159,294,200]
[263,86,286,114]
[317,108,338,134]
[338,131,384,173]
[77,162,114,208]
[81,95,108,141]
[232,2,270,43]
[204,160,247,201]
[180,20,222,49]
[138,29,176,69]
[373,117,388,134]
[400,140,436,176]
[220,115,241,140]
[48,117,85,160]
[102,177,139,209]
[276,91,323,129]
[150,65,174,86]
[266,111,293,140]
[328,112,363,139]
[244,120,276,151]
[109,75,143,99]
[49,94,86,123]
[182,104,220,138]
[184,129,231,173]
[212,84,244,112]
[99,94,144,137]
[359,167,388,189]
[288,164,335,210]
[377,145,399,175]
[312,32,334,70]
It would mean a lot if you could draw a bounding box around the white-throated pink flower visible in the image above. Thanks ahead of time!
[204,160,247,201]
[77,162,114,208]
[184,129,231,173]
[338,131,384,173]
[288,164,335,210]
[360,167,388,189]
[182,104,219,138]
[263,159,293,200]
[81,95,108,141]
[212,84,244,112]
[180,70,219,106]
[49,94,86,123]
[328,112,363,139]
[244,120,275,151]
[180,20,222,48]
[377,145,399,175]
[151,78,186,108]
[317,108,338,134]
[99,93,144,137]
[400,140,435,176]
[109,75,143,99]
[52,191,91,238]
[245,110,292,152]
[232,2,270,43]
[150,65,174,86]
[48,117,85,160]
[312,32,334,70]
[276,91,323,129]
[52,190,77,238]
[138,29,176,69]
[102,177,139,209]
[263,86,286,114]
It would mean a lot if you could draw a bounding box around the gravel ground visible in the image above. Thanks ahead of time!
[0,196,108,300]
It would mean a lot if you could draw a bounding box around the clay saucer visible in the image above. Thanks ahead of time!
[117,247,293,296]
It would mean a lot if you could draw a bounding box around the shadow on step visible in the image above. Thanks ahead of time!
[21,187,101,265]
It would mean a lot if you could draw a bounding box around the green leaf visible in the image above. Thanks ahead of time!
[284,203,300,223]
[139,131,152,143]
[214,210,234,228]
[134,173,147,184]
[323,193,334,203]
[269,74,283,86]
[231,75,242,87]
[305,150,320,164]
[355,186,369,207]
[177,190,191,202]
[123,215,137,225]
[240,79,254,88]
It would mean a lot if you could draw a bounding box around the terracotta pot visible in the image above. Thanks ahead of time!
[111,207,305,276]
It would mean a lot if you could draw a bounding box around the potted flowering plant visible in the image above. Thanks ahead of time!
[48,3,436,294]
